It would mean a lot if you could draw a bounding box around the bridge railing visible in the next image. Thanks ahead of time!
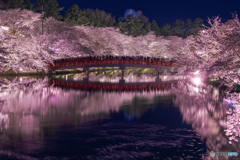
[48,59,174,69]
[49,80,177,91]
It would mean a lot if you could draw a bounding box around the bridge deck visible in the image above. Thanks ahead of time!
[49,59,174,71]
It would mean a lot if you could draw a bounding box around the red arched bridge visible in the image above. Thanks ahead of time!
[49,56,175,70]
[48,56,176,83]
[49,79,178,91]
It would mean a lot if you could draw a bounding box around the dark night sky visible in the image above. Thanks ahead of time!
[38,0,240,25]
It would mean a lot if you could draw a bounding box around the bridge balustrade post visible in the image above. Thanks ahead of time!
[50,70,56,78]
[119,66,125,84]
[155,68,161,82]
[83,67,89,82]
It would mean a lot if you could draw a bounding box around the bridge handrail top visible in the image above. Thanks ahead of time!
[48,58,175,69]
[52,56,176,63]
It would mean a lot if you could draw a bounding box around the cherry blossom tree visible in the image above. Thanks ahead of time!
[0,9,42,36]
[175,15,240,88]
[0,9,89,72]
[0,9,182,73]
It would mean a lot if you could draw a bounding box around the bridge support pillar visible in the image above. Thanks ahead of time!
[119,66,125,84]
[155,68,161,82]
[83,67,89,82]
[51,70,56,78]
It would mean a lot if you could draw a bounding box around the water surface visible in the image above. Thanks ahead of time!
[0,75,237,159]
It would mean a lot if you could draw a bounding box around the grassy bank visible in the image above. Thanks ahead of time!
[0,68,176,76]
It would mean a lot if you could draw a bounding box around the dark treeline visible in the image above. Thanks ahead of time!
[63,5,116,27]
[0,0,33,10]
[151,18,204,38]
[0,0,204,38]
[116,11,150,37]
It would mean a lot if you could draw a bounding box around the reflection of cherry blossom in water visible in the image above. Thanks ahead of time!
[0,76,177,159]
[0,113,9,130]
[172,81,240,159]
[224,93,240,145]
[0,76,174,129]
[1,77,238,159]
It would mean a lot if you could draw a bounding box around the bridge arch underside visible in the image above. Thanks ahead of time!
[50,64,172,72]
[51,64,173,83]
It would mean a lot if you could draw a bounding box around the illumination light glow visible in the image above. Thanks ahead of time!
[192,77,201,86]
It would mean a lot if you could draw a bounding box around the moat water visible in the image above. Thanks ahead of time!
[0,73,238,159]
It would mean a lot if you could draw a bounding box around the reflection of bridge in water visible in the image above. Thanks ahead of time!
[49,79,178,91]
